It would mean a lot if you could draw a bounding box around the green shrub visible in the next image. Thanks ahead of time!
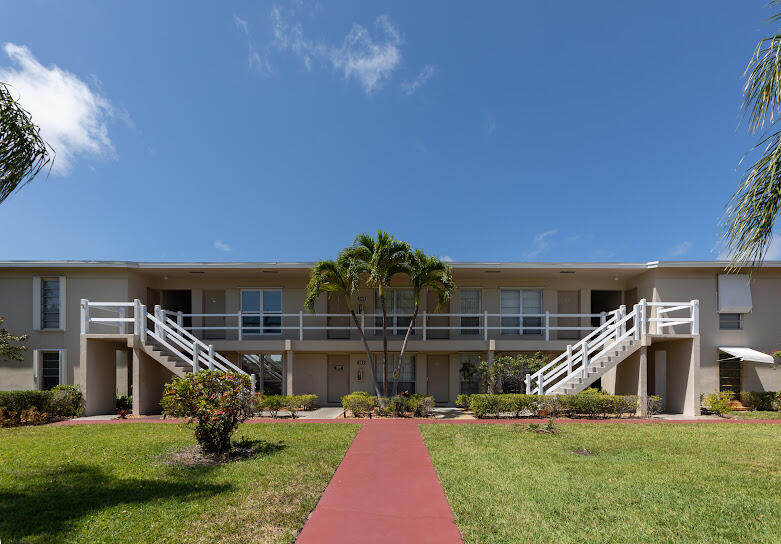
[455,394,471,410]
[409,393,435,417]
[51,385,83,417]
[285,395,308,418]
[703,391,735,416]
[469,394,505,418]
[739,391,777,411]
[116,394,132,418]
[161,370,254,454]
[342,392,377,417]
[387,393,435,417]
[647,395,663,416]
[0,390,53,413]
[296,394,318,411]
[257,395,286,418]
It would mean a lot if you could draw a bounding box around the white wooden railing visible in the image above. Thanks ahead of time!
[163,310,617,341]
[526,299,699,395]
[80,299,248,379]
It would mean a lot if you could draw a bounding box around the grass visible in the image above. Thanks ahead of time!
[421,422,781,544]
[0,422,358,544]
[728,410,781,419]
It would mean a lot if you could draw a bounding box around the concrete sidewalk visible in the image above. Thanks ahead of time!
[296,419,463,544]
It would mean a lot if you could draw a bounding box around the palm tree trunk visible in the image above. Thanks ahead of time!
[392,303,419,396]
[349,310,383,399]
[380,291,389,398]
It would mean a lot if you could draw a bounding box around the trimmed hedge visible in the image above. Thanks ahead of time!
[342,392,435,418]
[739,391,778,411]
[462,391,661,419]
[0,386,83,427]
[256,394,319,417]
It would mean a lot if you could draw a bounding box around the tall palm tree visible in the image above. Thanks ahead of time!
[391,250,454,396]
[304,253,383,398]
[0,82,51,204]
[345,231,411,397]
[724,2,781,266]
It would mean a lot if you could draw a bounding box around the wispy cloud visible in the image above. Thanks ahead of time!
[440,255,453,262]
[234,15,267,71]
[0,43,116,174]
[401,64,436,95]
[214,240,231,252]
[669,240,694,257]
[486,113,497,135]
[272,9,403,94]
[524,230,557,259]
[717,234,781,261]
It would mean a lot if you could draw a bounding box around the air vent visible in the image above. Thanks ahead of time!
[188,271,205,274]
[559,270,576,274]
[484,270,501,274]
[262,270,279,274]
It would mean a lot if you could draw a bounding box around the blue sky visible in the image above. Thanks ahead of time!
[0,1,774,262]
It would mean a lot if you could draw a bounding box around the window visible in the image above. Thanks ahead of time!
[35,350,62,390]
[241,353,283,394]
[374,289,415,335]
[459,353,481,395]
[41,279,60,329]
[240,290,282,334]
[719,313,743,330]
[374,353,416,394]
[500,289,543,335]
[460,289,481,335]
[718,356,741,394]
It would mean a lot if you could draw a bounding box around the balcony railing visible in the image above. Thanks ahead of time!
[81,300,699,342]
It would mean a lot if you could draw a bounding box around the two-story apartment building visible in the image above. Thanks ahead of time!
[1,260,780,417]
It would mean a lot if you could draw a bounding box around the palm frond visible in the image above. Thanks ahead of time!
[724,127,781,267]
[0,83,52,204]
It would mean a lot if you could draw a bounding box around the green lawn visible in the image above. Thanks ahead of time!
[421,423,781,544]
[0,422,358,544]
[728,410,781,419]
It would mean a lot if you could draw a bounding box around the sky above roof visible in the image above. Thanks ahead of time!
[0,1,775,262]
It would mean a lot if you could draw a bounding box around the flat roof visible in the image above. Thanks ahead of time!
[0,259,779,270]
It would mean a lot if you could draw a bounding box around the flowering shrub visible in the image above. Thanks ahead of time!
[702,391,734,417]
[161,371,254,454]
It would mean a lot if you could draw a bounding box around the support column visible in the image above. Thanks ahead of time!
[80,337,119,416]
[638,345,648,417]
[654,350,667,412]
[132,347,174,416]
[285,350,294,395]
[579,289,591,339]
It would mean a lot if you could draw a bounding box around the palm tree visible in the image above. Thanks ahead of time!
[391,250,454,395]
[0,82,51,204]
[345,231,411,397]
[304,253,383,398]
[724,2,781,266]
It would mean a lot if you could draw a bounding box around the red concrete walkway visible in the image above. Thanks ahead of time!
[296,419,463,544]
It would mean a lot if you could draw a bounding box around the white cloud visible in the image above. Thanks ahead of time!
[401,64,436,95]
[486,113,497,134]
[272,9,402,94]
[524,230,557,259]
[440,255,453,262]
[669,240,694,257]
[214,240,231,252]
[715,235,781,261]
[234,15,267,71]
[0,43,115,175]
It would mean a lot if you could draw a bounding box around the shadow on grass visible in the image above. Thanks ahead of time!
[162,439,288,469]
[0,463,232,542]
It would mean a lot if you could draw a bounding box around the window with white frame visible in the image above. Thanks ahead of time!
[460,289,481,335]
[35,277,64,330]
[500,289,543,335]
[240,289,282,334]
[35,350,65,390]
[374,289,415,335]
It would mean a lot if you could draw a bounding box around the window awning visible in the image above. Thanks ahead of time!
[718,347,774,364]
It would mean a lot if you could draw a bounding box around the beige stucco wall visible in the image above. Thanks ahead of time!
[0,268,131,390]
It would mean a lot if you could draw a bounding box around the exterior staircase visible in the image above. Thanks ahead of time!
[81,299,249,380]
[526,299,699,395]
